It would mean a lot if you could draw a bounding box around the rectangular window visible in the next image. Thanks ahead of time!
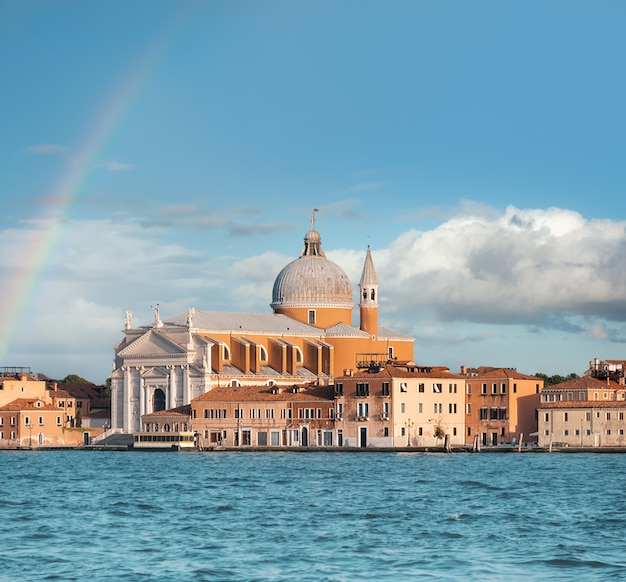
[258,432,268,446]
[448,403,457,414]
[401,403,405,414]
[490,407,498,420]
[453,427,457,436]
[606,412,611,421]
[418,383,425,393]
[607,429,611,436]
[586,412,591,421]
[265,409,274,420]
[308,310,316,324]
[564,412,569,422]
[499,407,506,420]
[480,407,488,420]
[357,403,369,418]
[501,383,506,394]
[466,403,471,415]
[620,412,625,421]
[337,403,343,418]
[271,431,281,446]
[433,403,438,414]
[418,427,423,436]
[0,418,3,426]
[466,384,471,395]
[383,402,389,416]
[544,412,549,422]
[24,416,30,426]
[400,382,407,392]
[317,408,322,419]
[56,416,61,426]
[481,384,487,395]
[418,403,423,414]
[513,383,517,393]
[335,383,344,397]
[356,383,369,397]
[492,383,497,395]
[433,383,442,393]
[382,382,390,396]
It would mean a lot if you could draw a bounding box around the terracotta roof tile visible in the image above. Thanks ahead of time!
[192,384,334,403]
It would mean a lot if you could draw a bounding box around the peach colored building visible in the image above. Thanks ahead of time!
[0,398,85,448]
[538,375,626,447]
[189,384,336,448]
[0,372,48,407]
[112,215,414,434]
[332,363,466,448]
[389,366,466,448]
[464,367,543,447]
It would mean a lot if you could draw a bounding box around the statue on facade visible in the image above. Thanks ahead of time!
[151,304,163,328]
[187,307,195,328]
[125,310,133,330]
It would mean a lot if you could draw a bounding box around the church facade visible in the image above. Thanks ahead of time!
[109,216,415,434]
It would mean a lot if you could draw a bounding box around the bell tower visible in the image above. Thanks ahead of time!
[359,245,379,338]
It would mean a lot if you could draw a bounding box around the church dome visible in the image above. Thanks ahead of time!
[271,216,353,310]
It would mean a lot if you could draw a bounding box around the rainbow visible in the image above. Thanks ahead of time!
[0,9,195,366]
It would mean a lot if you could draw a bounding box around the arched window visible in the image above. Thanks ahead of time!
[164,424,170,432]
[259,345,268,361]
[295,347,303,363]
[153,389,166,413]
[222,344,231,360]
[228,379,241,387]
[371,289,375,301]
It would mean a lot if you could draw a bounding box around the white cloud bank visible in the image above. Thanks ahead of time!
[2,204,626,381]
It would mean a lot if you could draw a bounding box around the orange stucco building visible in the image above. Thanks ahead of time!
[464,367,543,447]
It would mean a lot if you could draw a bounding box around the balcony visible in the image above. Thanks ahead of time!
[356,353,396,370]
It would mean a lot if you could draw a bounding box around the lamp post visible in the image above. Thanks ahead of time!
[404,419,413,447]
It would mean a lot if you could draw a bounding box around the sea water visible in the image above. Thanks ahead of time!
[1,450,625,581]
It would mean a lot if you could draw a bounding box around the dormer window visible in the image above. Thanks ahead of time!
[308,310,316,325]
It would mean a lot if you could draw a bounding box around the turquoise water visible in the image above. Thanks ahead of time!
[1,450,625,581]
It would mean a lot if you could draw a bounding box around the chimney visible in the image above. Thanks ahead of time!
[460,365,467,375]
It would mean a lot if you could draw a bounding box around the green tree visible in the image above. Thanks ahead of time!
[534,372,579,387]
[433,423,445,444]
[61,374,91,384]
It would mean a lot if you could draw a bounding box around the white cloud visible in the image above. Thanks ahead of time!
[3,203,626,381]
[372,205,626,326]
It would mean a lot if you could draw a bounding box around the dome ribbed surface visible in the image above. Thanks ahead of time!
[271,256,353,308]
[271,217,353,309]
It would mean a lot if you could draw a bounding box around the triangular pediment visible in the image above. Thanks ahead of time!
[118,329,187,358]
[141,366,169,379]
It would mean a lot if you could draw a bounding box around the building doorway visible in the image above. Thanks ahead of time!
[301,426,308,447]
[360,427,367,448]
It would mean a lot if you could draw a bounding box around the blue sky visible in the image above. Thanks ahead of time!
[2,1,626,383]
